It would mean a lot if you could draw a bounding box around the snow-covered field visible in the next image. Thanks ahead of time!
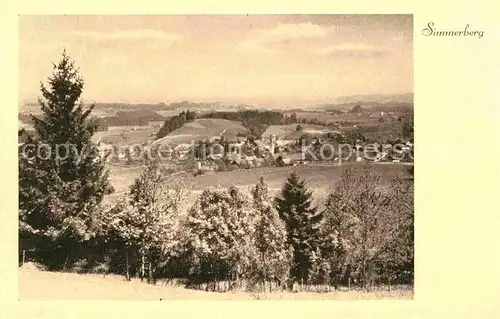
[19,263,412,300]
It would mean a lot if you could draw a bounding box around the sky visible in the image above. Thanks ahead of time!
[19,15,413,105]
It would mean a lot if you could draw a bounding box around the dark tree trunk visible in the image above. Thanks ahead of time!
[141,254,145,281]
[125,250,130,281]
[148,260,153,284]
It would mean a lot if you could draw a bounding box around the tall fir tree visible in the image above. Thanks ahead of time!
[274,171,323,288]
[18,51,113,269]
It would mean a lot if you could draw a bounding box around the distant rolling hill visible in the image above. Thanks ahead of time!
[320,93,414,112]
[335,93,414,104]
[152,119,249,146]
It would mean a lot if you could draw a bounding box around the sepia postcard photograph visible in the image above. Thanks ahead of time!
[16,14,415,301]
[2,0,499,318]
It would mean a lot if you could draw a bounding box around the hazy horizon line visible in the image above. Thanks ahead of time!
[20,91,414,107]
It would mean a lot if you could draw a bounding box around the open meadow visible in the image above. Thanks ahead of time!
[104,163,409,206]
[152,118,249,146]
[92,125,160,146]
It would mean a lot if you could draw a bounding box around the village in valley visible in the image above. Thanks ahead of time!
[19,99,414,208]
[79,103,415,180]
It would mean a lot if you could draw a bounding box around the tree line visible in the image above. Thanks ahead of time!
[154,110,198,139]
[103,161,413,292]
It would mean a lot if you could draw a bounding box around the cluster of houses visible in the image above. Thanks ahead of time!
[352,140,414,163]
[191,134,303,174]
[93,133,292,167]
[93,131,413,174]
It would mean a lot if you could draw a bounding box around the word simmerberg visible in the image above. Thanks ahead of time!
[422,22,484,38]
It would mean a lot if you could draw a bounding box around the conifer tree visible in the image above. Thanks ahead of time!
[18,51,113,269]
[274,171,323,288]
